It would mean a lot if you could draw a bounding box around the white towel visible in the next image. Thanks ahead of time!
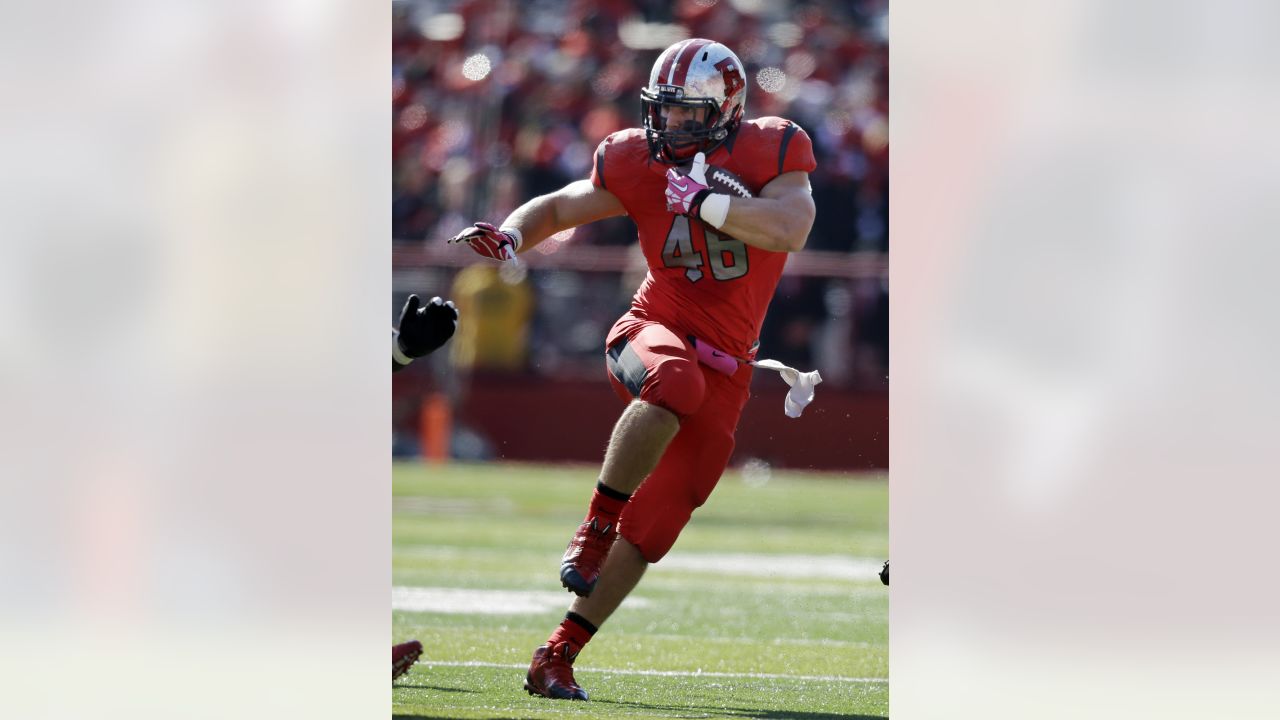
[750,359,823,418]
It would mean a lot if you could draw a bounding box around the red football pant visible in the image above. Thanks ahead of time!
[604,313,752,563]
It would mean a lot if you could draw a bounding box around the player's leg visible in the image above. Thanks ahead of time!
[598,400,679,495]
[615,369,747,568]
[559,320,705,598]
[526,372,748,701]
[569,385,745,628]
[568,536,647,627]
[523,538,647,701]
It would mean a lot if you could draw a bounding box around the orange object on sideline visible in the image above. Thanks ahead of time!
[420,392,451,464]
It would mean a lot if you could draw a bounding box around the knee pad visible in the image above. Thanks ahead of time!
[644,357,705,419]
[620,514,688,564]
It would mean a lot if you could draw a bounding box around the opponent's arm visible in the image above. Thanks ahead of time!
[393,294,458,372]
[712,171,815,253]
[449,180,626,259]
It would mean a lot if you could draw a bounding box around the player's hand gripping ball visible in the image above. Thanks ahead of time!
[664,152,755,217]
[664,152,712,215]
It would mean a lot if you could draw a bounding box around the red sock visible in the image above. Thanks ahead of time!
[586,481,631,528]
[547,612,598,655]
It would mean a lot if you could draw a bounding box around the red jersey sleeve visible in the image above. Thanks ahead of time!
[588,129,656,215]
[590,129,651,191]
[776,120,817,176]
[589,137,609,189]
[718,118,817,192]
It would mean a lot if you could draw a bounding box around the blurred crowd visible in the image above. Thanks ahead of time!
[393,0,888,389]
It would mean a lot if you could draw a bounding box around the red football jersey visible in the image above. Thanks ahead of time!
[590,117,818,359]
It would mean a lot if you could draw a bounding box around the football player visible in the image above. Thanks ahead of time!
[392,293,458,682]
[450,38,817,701]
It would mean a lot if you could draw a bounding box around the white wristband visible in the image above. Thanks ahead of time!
[392,328,413,366]
[499,226,523,251]
[698,193,731,229]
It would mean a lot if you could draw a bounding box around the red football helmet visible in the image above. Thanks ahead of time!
[641,39,747,164]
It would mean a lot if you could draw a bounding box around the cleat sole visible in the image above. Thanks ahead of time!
[559,567,597,597]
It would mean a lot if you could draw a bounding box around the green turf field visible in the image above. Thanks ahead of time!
[392,461,888,719]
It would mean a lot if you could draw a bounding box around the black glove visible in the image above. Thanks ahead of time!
[879,560,889,586]
[397,294,458,358]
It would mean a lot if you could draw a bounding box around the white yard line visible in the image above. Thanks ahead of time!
[399,548,886,582]
[656,553,884,581]
[422,659,887,684]
[392,586,650,615]
[638,633,875,649]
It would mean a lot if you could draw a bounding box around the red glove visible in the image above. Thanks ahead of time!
[448,222,521,261]
[665,152,712,215]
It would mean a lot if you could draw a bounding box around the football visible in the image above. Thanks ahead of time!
[704,164,754,199]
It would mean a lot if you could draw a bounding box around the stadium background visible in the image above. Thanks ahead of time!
[392,0,888,471]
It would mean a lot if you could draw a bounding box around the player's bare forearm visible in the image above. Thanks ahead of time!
[502,180,627,253]
[716,192,815,252]
[498,194,559,253]
[713,171,815,252]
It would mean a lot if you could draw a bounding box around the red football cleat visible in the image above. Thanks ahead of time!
[392,640,423,682]
[559,517,617,597]
[524,642,588,701]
